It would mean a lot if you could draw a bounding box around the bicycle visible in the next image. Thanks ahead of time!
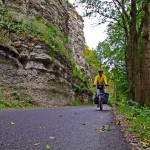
[98,92,104,110]
[95,84,109,111]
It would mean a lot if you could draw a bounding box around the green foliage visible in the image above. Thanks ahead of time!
[66,0,74,7]
[0,90,11,109]
[72,62,94,95]
[74,83,83,93]
[0,8,25,32]
[69,98,84,106]
[84,44,100,74]
[26,18,71,61]
[107,93,114,106]
[0,90,19,109]
[69,98,91,106]
[96,23,128,102]
[72,62,87,81]
[77,0,149,106]
[98,15,129,102]
[116,102,150,143]
[25,96,33,103]
[0,7,4,15]
[11,91,20,101]
[0,88,36,109]
[111,67,128,101]
[74,83,88,93]
[0,30,11,44]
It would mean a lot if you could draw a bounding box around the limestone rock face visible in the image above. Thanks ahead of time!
[0,0,92,106]
[67,6,87,72]
[1,0,69,35]
[0,40,73,106]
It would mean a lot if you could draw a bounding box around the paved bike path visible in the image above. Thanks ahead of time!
[0,106,131,150]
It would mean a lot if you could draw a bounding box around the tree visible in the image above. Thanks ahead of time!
[96,36,128,103]
[76,0,148,105]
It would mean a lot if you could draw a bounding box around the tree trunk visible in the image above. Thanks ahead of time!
[141,0,150,107]
[130,0,141,104]
[125,44,134,103]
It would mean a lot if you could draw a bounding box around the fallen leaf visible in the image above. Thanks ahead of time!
[11,122,15,125]
[81,122,86,125]
[95,125,111,132]
[102,125,111,131]
[46,144,51,150]
[140,141,149,147]
[116,120,121,125]
[39,125,45,129]
[49,136,56,140]
[34,143,40,146]
[10,122,16,127]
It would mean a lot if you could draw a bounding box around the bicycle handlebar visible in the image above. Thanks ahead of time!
[93,84,109,87]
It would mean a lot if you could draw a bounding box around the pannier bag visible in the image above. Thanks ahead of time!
[94,93,109,104]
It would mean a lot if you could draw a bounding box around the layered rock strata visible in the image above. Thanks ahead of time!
[0,0,92,106]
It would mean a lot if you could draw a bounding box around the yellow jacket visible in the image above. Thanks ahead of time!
[94,74,107,85]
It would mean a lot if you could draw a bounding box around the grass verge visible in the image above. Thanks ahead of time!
[114,102,150,149]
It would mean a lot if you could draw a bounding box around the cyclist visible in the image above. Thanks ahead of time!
[93,69,108,106]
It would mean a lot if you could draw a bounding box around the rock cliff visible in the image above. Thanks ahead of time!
[0,0,92,106]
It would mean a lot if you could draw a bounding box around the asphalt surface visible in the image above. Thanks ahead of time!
[0,106,131,150]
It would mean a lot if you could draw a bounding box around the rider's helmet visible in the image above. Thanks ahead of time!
[98,69,103,73]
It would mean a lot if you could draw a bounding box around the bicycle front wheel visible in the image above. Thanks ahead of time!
[99,97,103,111]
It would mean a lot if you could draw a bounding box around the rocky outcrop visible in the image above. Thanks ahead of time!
[0,0,69,35]
[0,0,92,106]
[0,40,73,106]
[67,5,88,72]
